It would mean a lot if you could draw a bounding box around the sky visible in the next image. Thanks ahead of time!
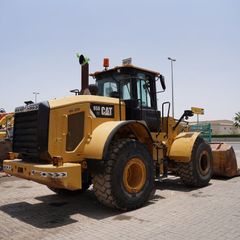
[0,0,239,121]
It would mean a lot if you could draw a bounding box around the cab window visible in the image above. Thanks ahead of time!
[103,81,118,97]
[137,73,151,107]
[121,79,131,100]
[97,74,132,100]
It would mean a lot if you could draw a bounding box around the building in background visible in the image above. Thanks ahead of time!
[190,120,240,135]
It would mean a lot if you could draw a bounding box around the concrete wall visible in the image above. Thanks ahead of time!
[211,124,240,135]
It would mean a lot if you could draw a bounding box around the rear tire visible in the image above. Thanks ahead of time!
[178,137,213,187]
[92,138,155,211]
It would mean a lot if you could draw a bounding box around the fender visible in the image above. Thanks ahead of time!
[169,132,201,162]
[83,120,153,160]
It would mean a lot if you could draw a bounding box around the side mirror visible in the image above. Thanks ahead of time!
[160,75,166,91]
[184,110,194,117]
[70,89,80,95]
[173,110,194,130]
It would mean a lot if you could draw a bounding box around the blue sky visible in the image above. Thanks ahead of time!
[0,0,239,121]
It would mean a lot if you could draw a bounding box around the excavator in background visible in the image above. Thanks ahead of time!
[3,55,239,210]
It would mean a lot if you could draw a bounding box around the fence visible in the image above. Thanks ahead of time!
[189,123,212,143]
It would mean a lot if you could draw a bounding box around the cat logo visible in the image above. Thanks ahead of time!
[90,104,114,118]
[101,106,113,116]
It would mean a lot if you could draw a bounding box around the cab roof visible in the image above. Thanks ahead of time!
[90,64,160,78]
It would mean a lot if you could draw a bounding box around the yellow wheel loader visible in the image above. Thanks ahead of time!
[3,55,239,210]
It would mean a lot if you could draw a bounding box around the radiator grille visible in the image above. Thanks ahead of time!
[13,102,49,159]
[13,110,38,154]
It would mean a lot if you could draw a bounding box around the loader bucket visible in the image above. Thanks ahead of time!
[210,143,239,177]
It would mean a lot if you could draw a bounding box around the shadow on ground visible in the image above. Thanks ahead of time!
[154,176,206,192]
[0,189,120,229]
[0,176,217,229]
[212,174,240,181]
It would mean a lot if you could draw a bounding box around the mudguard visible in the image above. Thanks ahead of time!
[83,120,153,160]
[169,132,201,162]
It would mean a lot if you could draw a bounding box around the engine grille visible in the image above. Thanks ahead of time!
[13,102,50,159]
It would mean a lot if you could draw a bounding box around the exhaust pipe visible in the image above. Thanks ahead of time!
[78,54,89,94]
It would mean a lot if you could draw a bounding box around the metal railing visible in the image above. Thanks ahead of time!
[189,123,212,142]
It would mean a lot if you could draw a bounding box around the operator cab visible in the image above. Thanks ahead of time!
[91,63,165,132]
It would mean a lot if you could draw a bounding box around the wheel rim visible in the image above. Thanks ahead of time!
[123,158,146,193]
[198,150,210,176]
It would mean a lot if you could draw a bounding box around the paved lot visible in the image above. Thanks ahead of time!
[1,145,240,240]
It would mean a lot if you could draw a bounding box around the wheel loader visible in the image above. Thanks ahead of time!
[3,55,239,210]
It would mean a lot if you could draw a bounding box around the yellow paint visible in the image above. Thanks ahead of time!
[3,160,81,190]
[169,132,200,162]
[48,94,152,162]
[0,131,6,140]
[123,158,146,193]
[47,96,125,162]
[83,121,153,159]
[3,94,156,190]
[0,113,14,140]
[48,95,121,109]
[4,88,203,189]
[83,121,122,159]
[191,107,204,115]
[0,113,14,127]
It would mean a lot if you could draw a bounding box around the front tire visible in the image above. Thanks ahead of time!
[178,137,213,187]
[92,138,155,211]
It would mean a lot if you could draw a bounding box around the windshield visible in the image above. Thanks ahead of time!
[96,73,131,100]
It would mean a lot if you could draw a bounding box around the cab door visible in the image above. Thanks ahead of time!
[125,72,160,132]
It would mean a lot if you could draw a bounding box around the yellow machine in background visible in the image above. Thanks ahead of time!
[0,113,14,167]
[3,55,238,210]
[0,113,14,140]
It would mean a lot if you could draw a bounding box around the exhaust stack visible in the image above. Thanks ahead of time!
[78,54,89,94]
